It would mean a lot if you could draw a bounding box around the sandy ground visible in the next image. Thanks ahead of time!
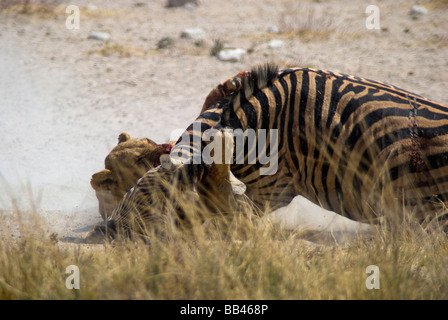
[0,0,447,243]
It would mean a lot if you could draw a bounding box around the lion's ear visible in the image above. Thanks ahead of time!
[90,169,115,191]
[117,132,131,144]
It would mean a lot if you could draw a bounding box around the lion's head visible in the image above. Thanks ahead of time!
[86,130,247,243]
[90,132,175,220]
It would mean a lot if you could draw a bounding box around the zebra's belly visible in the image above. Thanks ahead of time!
[322,135,448,222]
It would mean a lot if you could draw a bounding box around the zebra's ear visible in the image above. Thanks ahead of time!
[229,171,246,195]
[200,71,248,114]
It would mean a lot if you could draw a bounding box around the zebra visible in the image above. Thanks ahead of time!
[88,63,448,240]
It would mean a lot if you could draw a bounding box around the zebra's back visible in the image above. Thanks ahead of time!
[225,65,448,221]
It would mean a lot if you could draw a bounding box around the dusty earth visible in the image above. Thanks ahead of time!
[0,0,447,243]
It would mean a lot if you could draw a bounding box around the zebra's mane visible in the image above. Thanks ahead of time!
[240,63,280,100]
[220,63,280,127]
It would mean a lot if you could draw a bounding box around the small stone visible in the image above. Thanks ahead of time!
[180,27,206,40]
[166,0,198,8]
[410,5,428,15]
[157,37,174,49]
[217,48,246,62]
[184,3,197,10]
[268,39,284,49]
[409,5,428,19]
[87,32,110,41]
[267,25,279,33]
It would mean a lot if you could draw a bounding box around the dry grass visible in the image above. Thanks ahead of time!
[1,126,448,300]
[87,41,146,58]
[1,198,447,300]
[278,2,336,40]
